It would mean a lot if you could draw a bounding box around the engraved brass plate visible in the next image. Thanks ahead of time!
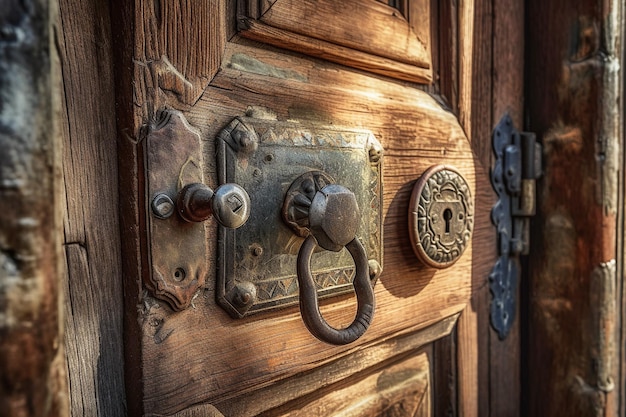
[216,117,383,318]
[409,165,474,269]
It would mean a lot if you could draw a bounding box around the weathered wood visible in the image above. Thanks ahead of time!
[432,330,457,417]
[237,19,433,84]
[237,0,432,83]
[213,315,457,417]
[134,36,494,414]
[0,0,67,415]
[113,0,505,415]
[456,2,495,416]
[526,1,622,415]
[248,0,430,67]
[489,0,525,416]
[266,352,432,417]
[55,0,126,413]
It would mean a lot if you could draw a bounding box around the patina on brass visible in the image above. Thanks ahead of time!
[409,165,474,269]
[143,110,208,311]
[216,116,383,318]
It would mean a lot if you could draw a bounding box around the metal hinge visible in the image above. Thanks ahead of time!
[489,114,542,339]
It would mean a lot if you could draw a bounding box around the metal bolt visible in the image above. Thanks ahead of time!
[369,144,383,163]
[232,126,258,154]
[368,260,382,282]
[152,193,175,219]
[232,282,257,308]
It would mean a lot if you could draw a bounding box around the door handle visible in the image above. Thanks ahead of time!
[283,171,376,344]
[176,182,251,228]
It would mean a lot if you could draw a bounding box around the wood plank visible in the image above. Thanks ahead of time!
[432,330,457,417]
[110,1,227,414]
[526,1,622,416]
[213,316,456,416]
[456,2,494,416]
[266,351,432,417]
[0,0,67,415]
[258,0,430,68]
[458,0,493,169]
[55,0,126,413]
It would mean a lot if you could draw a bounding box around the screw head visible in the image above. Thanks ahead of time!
[152,193,175,219]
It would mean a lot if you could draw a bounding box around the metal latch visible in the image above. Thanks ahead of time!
[490,114,542,339]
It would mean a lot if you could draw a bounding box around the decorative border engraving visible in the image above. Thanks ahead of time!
[216,117,383,318]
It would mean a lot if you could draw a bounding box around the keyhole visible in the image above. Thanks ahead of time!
[443,209,452,233]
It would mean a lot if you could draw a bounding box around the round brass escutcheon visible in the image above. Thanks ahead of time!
[409,165,474,268]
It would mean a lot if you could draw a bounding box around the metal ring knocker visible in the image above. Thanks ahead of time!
[283,171,376,345]
[297,235,375,345]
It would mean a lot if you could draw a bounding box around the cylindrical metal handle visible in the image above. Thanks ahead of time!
[297,235,375,344]
[176,182,251,228]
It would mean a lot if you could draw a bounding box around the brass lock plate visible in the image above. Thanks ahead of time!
[217,117,383,318]
[409,165,473,268]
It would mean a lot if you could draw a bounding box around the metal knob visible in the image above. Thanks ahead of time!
[175,182,251,228]
[283,171,375,345]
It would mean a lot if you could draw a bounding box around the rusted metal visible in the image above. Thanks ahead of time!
[408,165,474,269]
[143,110,208,311]
[216,117,383,318]
[297,236,374,344]
[284,173,374,344]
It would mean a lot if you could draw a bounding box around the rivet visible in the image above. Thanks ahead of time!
[252,244,263,256]
[232,282,257,308]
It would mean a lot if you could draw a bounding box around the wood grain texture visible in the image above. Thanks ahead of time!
[456,2,495,417]
[267,351,432,417]
[237,0,432,84]
[213,315,457,417]
[526,1,622,416]
[55,0,126,414]
[259,0,430,67]
[110,1,227,415]
[112,1,503,414]
[238,19,432,84]
[0,0,67,415]
[126,0,224,126]
[134,39,495,414]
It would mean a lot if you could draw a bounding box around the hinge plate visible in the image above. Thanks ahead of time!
[490,114,542,339]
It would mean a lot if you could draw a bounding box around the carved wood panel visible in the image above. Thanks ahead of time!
[237,0,432,83]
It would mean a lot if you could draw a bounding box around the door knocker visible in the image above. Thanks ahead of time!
[283,172,375,344]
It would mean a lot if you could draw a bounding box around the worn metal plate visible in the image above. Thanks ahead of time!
[216,117,383,318]
[144,110,208,311]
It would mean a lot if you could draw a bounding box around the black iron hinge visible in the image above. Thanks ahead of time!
[489,114,542,339]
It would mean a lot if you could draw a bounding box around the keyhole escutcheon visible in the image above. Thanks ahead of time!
[443,208,452,233]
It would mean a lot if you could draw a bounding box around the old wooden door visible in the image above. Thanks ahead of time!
[107,1,524,416]
[8,0,624,416]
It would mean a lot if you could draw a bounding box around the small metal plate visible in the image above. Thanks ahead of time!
[409,165,474,269]
[216,117,383,318]
[143,110,208,311]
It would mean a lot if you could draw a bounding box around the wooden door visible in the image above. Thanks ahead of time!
[5,0,626,416]
[108,1,522,416]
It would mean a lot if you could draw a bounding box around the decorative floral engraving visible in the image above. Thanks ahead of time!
[412,167,473,268]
